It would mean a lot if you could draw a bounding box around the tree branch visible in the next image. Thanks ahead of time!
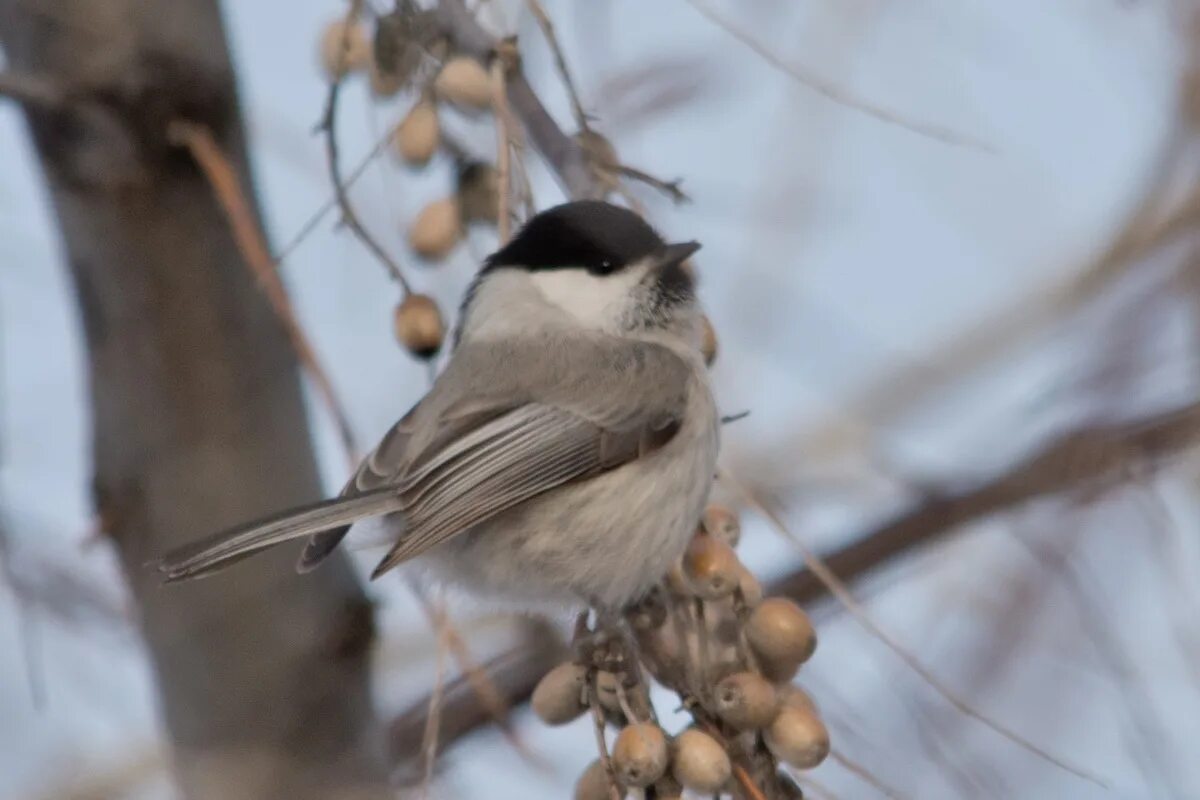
[771,398,1200,602]
[435,0,601,200]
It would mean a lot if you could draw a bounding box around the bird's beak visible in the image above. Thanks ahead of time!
[653,241,702,272]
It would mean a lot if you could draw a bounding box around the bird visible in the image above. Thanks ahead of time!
[155,200,719,612]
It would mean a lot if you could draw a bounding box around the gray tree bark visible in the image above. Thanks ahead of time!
[0,2,392,797]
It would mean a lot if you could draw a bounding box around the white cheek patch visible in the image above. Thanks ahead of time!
[528,268,642,330]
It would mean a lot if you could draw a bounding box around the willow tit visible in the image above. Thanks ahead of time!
[157,201,719,610]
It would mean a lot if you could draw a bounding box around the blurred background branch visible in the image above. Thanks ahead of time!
[0,0,389,797]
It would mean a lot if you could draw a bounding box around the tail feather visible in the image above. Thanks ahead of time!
[155,489,404,582]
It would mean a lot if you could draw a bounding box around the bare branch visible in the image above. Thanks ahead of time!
[773,398,1200,603]
[523,0,590,132]
[613,163,689,204]
[684,0,995,153]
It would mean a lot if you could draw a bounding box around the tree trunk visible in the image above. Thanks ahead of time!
[0,2,391,797]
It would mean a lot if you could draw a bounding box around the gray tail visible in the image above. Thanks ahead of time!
[155,489,404,582]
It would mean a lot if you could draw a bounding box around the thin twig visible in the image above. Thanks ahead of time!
[694,720,769,800]
[829,749,907,800]
[588,671,622,800]
[613,678,641,724]
[523,0,590,132]
[723,468,1108,788]
[320,0,413,292]
[613,164,689,204]
[1010,522,1184,797]
[0,514,45,708]
[693,598,710,699]
[684,0,994,153]
[419,597,450,799]
[490,50,514,243]
[616,184,647,217]
[272,126,394,264]
[167,119,359,466]
[412,586,540,763]
[667,594,696,697]
[436,0,601,199]
[730,762,770,800]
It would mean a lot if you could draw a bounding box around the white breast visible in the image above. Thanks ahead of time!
[423,367,719,610]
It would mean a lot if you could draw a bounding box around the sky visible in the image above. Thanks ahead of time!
[0,0,1195,797]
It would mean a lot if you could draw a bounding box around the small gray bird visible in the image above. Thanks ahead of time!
[157,201,719,611]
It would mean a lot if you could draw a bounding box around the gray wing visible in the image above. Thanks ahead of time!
[297,401,421,571]
[363,337,695,579]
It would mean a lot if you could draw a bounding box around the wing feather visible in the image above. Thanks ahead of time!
[322,338,695,579]
[371,419,598,577]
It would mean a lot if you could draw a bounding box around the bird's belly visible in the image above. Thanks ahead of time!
[425,423,717,610]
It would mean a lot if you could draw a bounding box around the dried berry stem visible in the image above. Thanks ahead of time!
[588,671,623,800]
[693,598,711,698]
[321,0,413,293]
[666,597,696,697]
[490,50,514,243]
[694,720,768,800]
[273,123,393,264]
[731,591,757,671]
[614,679,640,724]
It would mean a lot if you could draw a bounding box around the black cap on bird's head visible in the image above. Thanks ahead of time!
[456,201,701,344]
[484,200,700,278]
